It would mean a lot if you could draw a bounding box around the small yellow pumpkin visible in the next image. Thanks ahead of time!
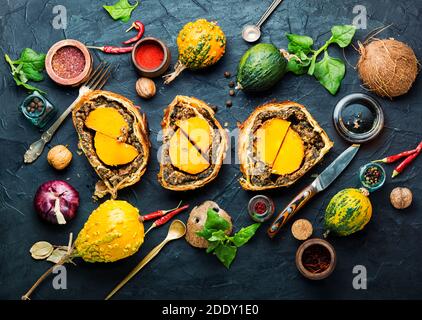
[163,18,226,84]
[74,200,144,263]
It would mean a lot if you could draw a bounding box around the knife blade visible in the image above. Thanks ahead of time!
[267,144,360,239]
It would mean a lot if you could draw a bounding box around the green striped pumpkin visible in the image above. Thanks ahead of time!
[324,188,372,237]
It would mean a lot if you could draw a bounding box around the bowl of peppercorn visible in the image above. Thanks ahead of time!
[359,162,386,192]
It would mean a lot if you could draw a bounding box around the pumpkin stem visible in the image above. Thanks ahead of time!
[163,61,187,84]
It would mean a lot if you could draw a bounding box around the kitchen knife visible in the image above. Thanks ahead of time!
[267,144,360,238]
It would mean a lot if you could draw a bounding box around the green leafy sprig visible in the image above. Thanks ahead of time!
[103,0,139,23]
[197,209,260,268]
[285,25,356,95]
[4,48,46,94]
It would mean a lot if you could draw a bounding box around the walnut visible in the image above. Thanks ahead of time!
[135,77,156,99]
[390,187,413,209]
[47,145,72,170]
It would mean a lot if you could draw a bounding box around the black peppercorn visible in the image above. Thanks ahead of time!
[228,81,235,88]
[210,105,218,113]
[226,100,232,107]
[229,89,235,96]
[33,97,40,103]
[224,71,231,78]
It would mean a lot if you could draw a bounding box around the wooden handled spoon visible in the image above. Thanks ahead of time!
[105,219,186,300]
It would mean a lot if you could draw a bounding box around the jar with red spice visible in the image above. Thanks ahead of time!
[132,37,171,78]
[248,195,275,222]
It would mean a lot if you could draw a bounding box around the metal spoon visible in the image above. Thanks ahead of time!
[105,219,186,300]
[242,0,284,43]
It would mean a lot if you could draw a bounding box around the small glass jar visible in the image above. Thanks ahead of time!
[248,195,275,222]
[20,91,56,128]
[359,162,386,192]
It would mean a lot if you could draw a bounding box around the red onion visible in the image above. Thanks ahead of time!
[34,180,79,225]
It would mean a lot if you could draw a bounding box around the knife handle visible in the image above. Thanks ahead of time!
[267,184,318,238]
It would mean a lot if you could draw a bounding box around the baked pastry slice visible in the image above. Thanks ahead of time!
[72,90,150,199]
[158,95,228,190]
[238,101,333,191]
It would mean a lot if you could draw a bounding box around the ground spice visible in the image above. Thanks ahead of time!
[302,244,331,274]
[52,46,86,79]
[135,42,164,70]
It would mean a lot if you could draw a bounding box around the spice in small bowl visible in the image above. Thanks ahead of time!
[132,37,171,78]
[296,238,336,280]
[45,39,92,86]
[359,162,386,192]
[19,91,56,128]
[248,195,275,222]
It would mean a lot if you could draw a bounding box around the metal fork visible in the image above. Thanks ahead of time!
[23,62,112,163]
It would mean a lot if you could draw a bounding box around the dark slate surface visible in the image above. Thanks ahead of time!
[0,0,421,300]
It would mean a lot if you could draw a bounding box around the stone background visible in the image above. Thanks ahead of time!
[0,0,421,299]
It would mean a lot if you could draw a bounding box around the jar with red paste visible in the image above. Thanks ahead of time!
[248,195,275,222]
[132,37,171,78]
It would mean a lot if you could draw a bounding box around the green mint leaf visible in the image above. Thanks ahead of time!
[232,223,260,247]
[103,0,139,23]
[286,33,314,54]
[313,51,345,95]
[215,244,237,269]
[196,209,231,240]
[328,25,356,48]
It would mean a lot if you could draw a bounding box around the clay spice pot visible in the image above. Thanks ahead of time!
[132,37,171,78]
[45,39,92,87]
[295,238,336,280]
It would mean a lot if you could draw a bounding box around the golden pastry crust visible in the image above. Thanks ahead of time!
[158,95,228,191]
[238,101,333,191]
[72,90,150,199]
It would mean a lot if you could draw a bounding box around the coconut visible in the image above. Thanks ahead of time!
[357,38,419,98]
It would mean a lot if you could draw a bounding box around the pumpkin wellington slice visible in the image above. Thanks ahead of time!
[176,117,211,154]
[169,129,210,174]
[255,118,290,165]
[238,101,333,191]
[85,107,128,140]
[94,132,139,166]
[158,95,228,191]
[72,90,150,199]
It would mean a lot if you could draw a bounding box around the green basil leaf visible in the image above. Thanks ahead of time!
[286,52,311,75]
[103,0,139,23]
[215,244,237,269]
[206,241,220,253]
[14,48,46,82]
[313,51,345,95]
[196,209,231,240]
[208,230,227,242]
[14,77,46,94]
[286,33,314,54]
[329,25,356,48]
[232,223,260,247]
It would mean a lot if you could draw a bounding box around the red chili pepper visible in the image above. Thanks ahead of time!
[123,20,145,45]
[141,201,183,221]
[87,45,133,54]
[392,149,421,178]
[145,204,189,235]
[374,141,422,163]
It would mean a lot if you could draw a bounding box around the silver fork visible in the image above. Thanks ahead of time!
[23,62,113,163]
